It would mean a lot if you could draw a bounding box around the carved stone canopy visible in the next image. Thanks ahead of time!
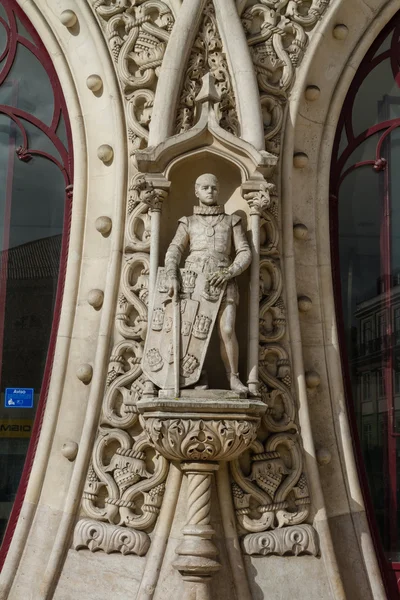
[136,73,277,181]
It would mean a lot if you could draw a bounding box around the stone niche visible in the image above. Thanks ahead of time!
[161,153,250,389]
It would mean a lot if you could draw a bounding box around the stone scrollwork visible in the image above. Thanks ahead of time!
[231,433,311,534]
[175,0,239,136]
[73,519,150,556]
[245,183,296,434]
[82,427,168,530]
[238,170,318,557]
[240,0,330,152]
[75,174,170,556]
[242,524,319,557]
[79,7,175,554]
[92,0,174,153]
[259,344,297,432]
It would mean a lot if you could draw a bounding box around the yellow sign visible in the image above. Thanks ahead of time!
[0,419,33,438]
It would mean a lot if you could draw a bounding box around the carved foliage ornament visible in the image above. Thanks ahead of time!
[241,0,330,152]
[175,0,239,136]
[74,176,169,554]
[92,0,174,153]
[74,519,150,556]
[231,433,311,536]
[142,417,259,461]
[243,524,319,557]
[238,182,316,555]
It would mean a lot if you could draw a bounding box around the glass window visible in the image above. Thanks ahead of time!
[0,1,72,566]
[394,307,400,342]
[363,319,373,341]
[377,369,385,398]
[332,10,400,592]
[363,372,371,399]
[394,362,400,395]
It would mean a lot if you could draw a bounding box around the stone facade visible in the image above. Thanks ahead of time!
[0,1,397,599]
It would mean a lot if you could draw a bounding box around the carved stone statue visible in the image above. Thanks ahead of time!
[143,173,251,393]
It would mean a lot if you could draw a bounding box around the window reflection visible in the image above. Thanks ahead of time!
[0,1,72,557]
[332,12,400,579]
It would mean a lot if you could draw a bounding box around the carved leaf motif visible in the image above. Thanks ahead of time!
[175,0,239,135]
[241,0,331,151]
[74,519,150,556]
[81,426,169,532]
[143,418,259,461]
[242,524,319,557]
[92,0,174,152]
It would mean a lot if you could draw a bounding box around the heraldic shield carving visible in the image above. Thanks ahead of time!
[142,267,227,389]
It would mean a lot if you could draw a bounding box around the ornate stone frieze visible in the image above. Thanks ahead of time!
[240,0,330,152]
[242,524,319,557]
[175,0,239,135]
[81,428,168,530]
[235,154,316,555]
[73,519,150,556]
[92,0,174,153]
[75,176,170,555]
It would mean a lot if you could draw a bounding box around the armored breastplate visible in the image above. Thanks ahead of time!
[187,214,233,256]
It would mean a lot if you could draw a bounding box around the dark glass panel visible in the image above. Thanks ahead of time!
[353,58,400,137]
[334,12,400,591]
[0,1,72,555]
[6,44,55,126]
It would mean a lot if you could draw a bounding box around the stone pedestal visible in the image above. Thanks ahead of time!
[138,392,266,600]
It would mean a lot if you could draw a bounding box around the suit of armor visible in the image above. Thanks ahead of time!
[165,201,252,392]
[165,205,251,304]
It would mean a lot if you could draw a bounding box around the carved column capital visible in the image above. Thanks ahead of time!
[242,181,276,216]
[129,174,170,213]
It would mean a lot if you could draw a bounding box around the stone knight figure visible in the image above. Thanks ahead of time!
[164,173,251,393]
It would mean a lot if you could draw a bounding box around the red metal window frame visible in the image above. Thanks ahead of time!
[0,0,73,569]
[330,13,400,598]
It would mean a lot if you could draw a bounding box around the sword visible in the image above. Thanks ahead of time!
[173,292,180,397]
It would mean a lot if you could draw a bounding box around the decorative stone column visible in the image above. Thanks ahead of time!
[242,182,275,395]
[173,462,220,600]
[138,393,266,600]
[129,174,170,398]
[134,175,170,299]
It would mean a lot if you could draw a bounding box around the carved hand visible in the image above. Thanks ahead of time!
[208,268,232,288]
[168,275,180,299]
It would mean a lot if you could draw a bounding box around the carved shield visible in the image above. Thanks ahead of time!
[142,267,226,389]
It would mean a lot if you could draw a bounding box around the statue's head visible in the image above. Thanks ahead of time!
[195,173,219,206]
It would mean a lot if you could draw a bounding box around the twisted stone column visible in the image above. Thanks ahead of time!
[173,462,220,600]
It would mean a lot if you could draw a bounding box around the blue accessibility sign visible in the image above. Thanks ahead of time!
[5,388,34,408]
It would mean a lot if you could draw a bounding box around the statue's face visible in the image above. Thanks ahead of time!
[195,179,219,206]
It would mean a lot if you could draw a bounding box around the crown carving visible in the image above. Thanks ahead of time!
[146,348,163,371]
[152,308,165,331]
[193,314,212,340]
[181,354,199,377]
[202,281,221,301]
[181,269,197,295]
